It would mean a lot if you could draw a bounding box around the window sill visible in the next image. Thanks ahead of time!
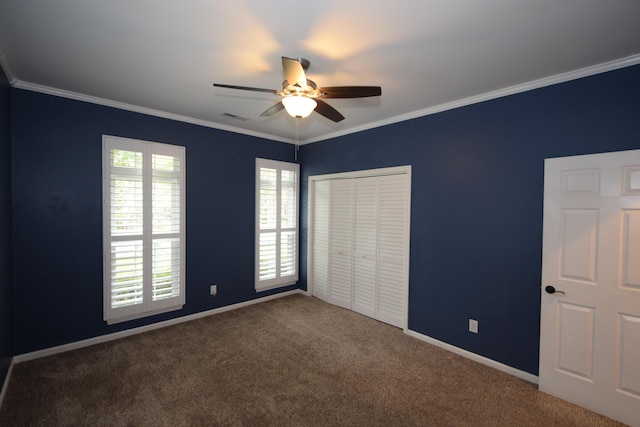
[105,304,184,325]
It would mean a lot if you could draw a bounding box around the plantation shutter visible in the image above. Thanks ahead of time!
[108,148,144,310]
[103,136,185,324]
[255,158,299,291]
[151,151,183,302]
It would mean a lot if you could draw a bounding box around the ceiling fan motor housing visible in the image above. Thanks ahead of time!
[296,58,311,72]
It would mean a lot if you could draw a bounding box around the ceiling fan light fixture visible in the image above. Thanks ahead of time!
[214,56,380,123]
[282,95,317,118]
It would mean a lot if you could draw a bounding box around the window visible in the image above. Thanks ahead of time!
[103,135,185,324]
[255,158,299,291]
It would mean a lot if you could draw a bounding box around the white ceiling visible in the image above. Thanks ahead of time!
[1,1,639,144]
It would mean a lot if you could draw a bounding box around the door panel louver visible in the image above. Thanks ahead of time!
[353,177,377,318]
[312,180,330,301]
[377,175,407,327]
[328,179,353,308]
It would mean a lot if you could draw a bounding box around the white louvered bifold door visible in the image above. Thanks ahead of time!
[376,174,408,328]
[328,179,353,309]
[312,180,330,301]
[352,177,378,318]
[310,167,410,329]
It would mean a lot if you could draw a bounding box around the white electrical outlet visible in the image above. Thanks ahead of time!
[210,285,217,296]
[469,319,478,334]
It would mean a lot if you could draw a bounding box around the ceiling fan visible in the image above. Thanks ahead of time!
[214,57,381,122]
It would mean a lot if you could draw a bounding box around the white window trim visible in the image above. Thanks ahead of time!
[102,135,186,324]
[255,158,300,291]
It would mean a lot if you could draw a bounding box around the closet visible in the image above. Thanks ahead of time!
[309,166,411,329]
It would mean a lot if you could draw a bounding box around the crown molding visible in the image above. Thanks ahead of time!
[10,54,640,146]
[302,54,640,144]
[11,80,296,144]
[0,46,17,84]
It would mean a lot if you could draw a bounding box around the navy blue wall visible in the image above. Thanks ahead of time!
[8,64,640,374]
[11,89,298,354]
[299,64,640,375]
[0,66,12,388]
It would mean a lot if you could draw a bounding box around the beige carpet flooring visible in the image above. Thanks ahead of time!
[0,294,626,426]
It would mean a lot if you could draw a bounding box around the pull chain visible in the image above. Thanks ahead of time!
[295,117,300,162]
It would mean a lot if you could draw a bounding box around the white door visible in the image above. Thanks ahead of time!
[376,174,409,328]
[327,179,353,309]
[540,149,640,427]
[311,180,330,301]
[352,177,378,318]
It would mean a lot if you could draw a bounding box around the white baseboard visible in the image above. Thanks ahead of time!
[405,329,539,385]
[0,358,14,411]
[14,289,306,363]
[9,292,537,386]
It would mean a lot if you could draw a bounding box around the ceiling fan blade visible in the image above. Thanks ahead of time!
[318,86,382,98]
[213,83,278,94]
[315,99,345,122]
[282,57,307,88]
[260,101,284,117]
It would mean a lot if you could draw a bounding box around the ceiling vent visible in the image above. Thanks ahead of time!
[222,113,249,121]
